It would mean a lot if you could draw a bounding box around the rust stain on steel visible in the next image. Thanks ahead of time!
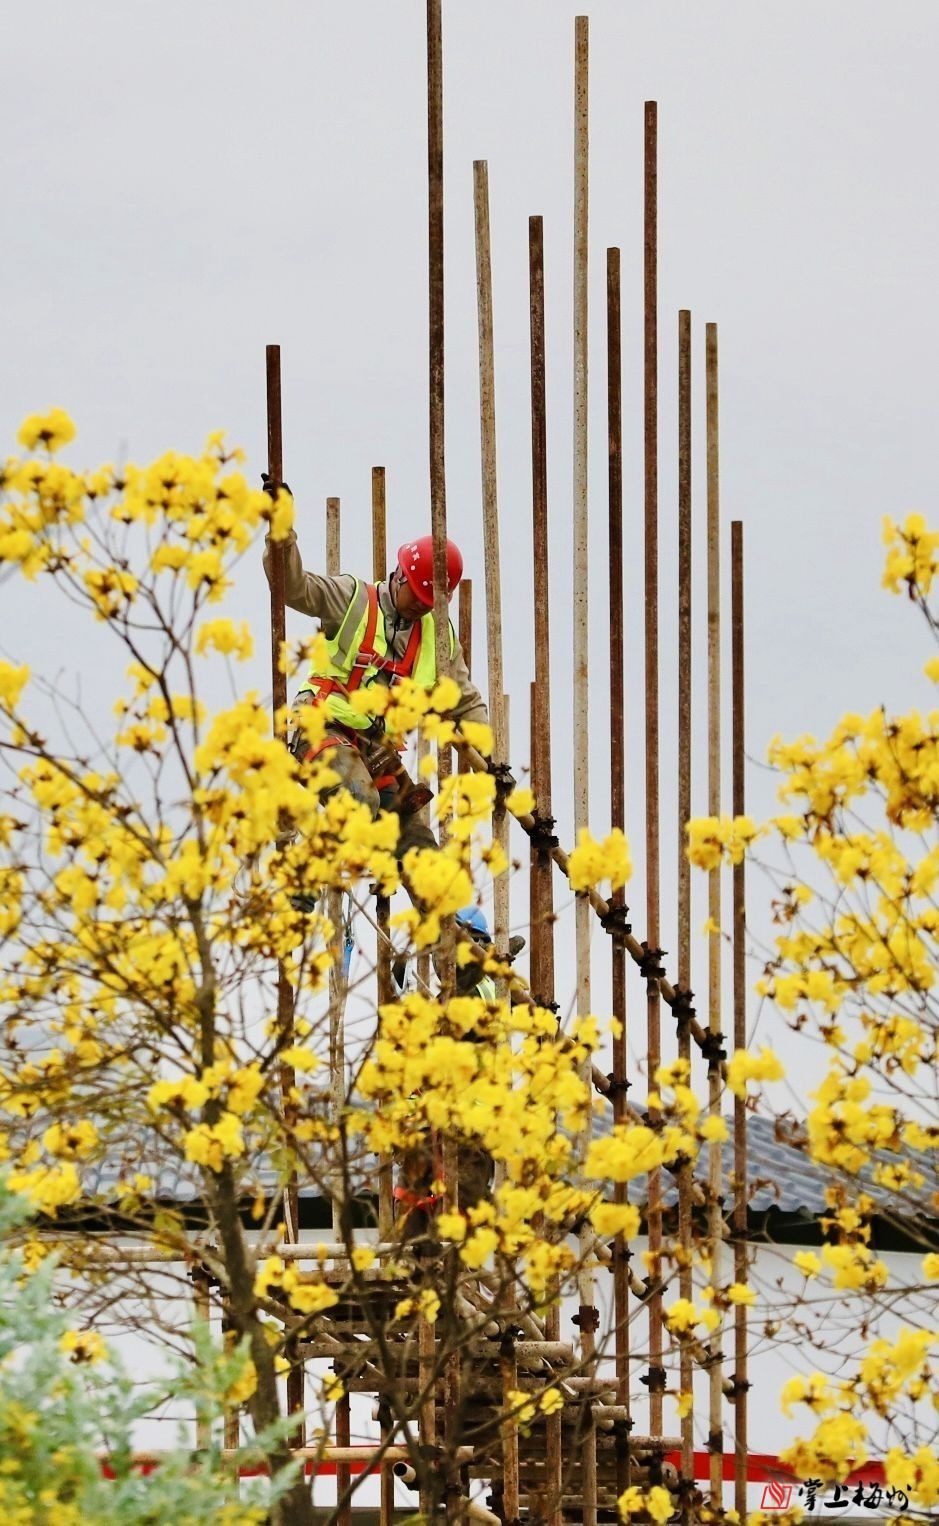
[643,100,665,1442]
[677,306,695,1493]
[371,467,386,581]
[705,318,725,1504]
[732,518,750,1518]
[607,246,631,1456]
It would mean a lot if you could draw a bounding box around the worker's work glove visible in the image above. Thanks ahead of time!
[261,471,293,498]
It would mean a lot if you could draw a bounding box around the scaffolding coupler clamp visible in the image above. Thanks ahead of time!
[639,941,666,981]
[640,1364,667,1394]
[490,760,516,801]
[700,1027,726,1065]
[727,1373,752,1403]
[605,1073,631,1100]
[529,810,558,852]
[572,1304,600,1333]
[670,985,696,1036]
[532,994,560,1016]
[600,901,632,942]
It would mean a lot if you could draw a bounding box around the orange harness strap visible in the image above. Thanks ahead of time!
[351,585,422,680]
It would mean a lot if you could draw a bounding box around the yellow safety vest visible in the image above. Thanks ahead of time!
[297,579,455,732]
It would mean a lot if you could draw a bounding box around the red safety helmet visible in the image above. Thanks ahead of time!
[396,536,464,607]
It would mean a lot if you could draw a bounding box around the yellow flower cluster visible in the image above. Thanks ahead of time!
[685,814,761,870]
[779,1413,868,1482]
[567,827,633,892]
[253,1255,339,1317]
[16,408,77,453]
[584,1121,696,1183]
[885,1445,939,1508]
[882,512,939,598]
[724,1046,785,1099]
[59,1328,107,1364]
[618,1484,674,1523]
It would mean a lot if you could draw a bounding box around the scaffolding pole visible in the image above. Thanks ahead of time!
[264,343,304,1442]
[573,20,597,1526]
[529,208,562,1526]
[677,305,695,1497]
[607,244,632,1501]
[643,99,665,1442]
[705,319,725,1503]
[731,519,750,1518]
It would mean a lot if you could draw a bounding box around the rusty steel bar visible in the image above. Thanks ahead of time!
[529,213,555,1011]
[731,518,749,1518]
[423,4,444,1510]
[335,1379,352,1526]
[607,246,631,1494]
[473,159,510,974]
[371,470,395,1249]
[572,16,591,1024]
[459,578,473,675]
[530,212,560,1526]
[705,319,724,1502]
[573,23,597,1526]
[529,685,540,996]
[427,0,450,695]
[677,307,695,1492]
[325,497,347,1248]
[193,1269,212,1451]
[643,100,665,1441]
[265,343,303,1438]
[371,467,387,581]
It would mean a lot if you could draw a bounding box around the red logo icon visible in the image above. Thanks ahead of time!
[761,1481,794,1510]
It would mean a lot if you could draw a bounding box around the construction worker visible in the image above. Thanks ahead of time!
[262,511,488,862]
[392,906,525,1241]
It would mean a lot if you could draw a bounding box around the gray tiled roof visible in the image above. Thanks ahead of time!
[79,1112,937,1223]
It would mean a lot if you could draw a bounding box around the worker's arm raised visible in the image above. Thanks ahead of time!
[262,529,357,637]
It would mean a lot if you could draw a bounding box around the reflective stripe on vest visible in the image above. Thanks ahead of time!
[297,580,455,732]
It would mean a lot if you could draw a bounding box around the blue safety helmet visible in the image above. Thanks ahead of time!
[456,905,491,943]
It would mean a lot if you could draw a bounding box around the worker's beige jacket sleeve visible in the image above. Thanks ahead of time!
[263,529,489,727]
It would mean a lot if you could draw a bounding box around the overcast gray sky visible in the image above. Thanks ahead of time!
[4,0,939,1090]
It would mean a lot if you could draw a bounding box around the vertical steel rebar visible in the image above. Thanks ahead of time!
[473,159,510,968]
[326,495,346,1239]
[324,496,351,1526]
[677,308,695,1493]
[372,467,387,582]
[643,101,665,1442]
[529,210,561,1526]
[427,0,450,701]
[731,520,749,1518]
[372,471,395,1526]
[335,1372,352,1526]
[573,22,597,1526]
[193,1270,212,1451]
[705,320,725,1504]
[371,469,395,1247]
[607,247,631,1497]
[572,17,591,1024]
[529,213,555,1008]
[424,5,444,1511]
[459,579,473,675]
[265,344,304,1440]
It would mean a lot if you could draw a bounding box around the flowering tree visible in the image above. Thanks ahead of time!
[0,1177,292,1524]
[0,412,723,1524]
[689,514,939,1517]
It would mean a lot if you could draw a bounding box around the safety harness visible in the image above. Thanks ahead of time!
[297,584,424,772]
